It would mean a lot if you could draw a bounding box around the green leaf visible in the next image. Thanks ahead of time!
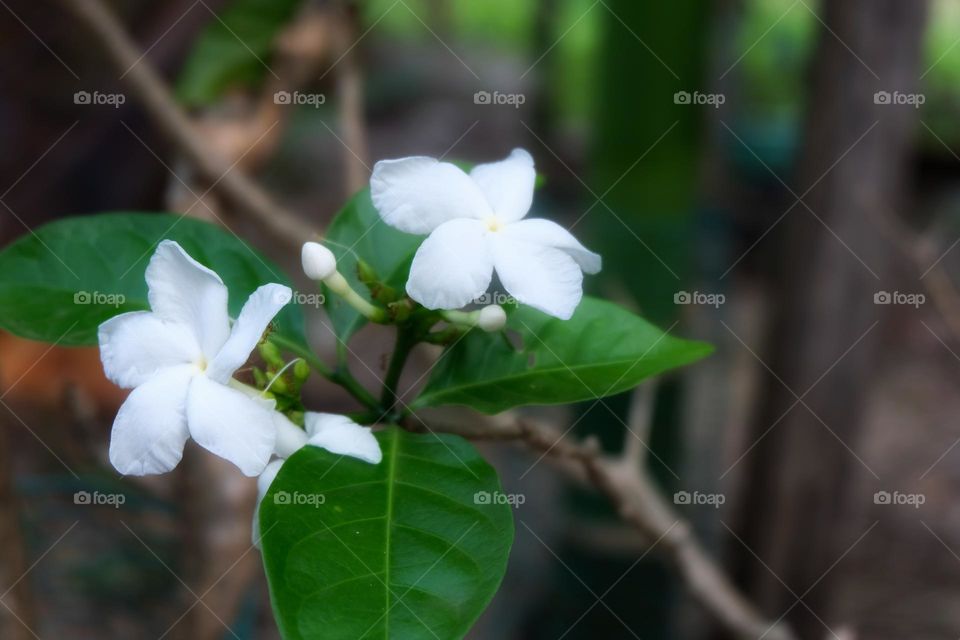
[414,297,713,413]
[0,212,306,347]
[176,0,305,106]
[260,427,514,640]
[322,188,422,343]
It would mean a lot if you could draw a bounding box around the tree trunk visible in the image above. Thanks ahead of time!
[732,1,928,637]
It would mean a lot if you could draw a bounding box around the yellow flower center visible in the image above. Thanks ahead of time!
[485,216,502,232]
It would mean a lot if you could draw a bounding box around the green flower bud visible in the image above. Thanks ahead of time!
[293,358,310,382]
[259,341,284,369]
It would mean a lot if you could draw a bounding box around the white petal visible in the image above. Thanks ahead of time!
[273,412,308,458]
[108,365,194,476]
[146,240,231,358]
[186,375,277,476]
[98,312,201,388]
[501,218,602,274]
[206,284,292,383]
[469,148,536,223]
[305,413,382,464]
[491,233,584,320]
[406,219,493,310]
[253,458,285,548]
[371,156,491,234]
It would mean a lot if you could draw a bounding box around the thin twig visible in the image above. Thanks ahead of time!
[414,410,797,640]
[60,0,318,248]
[623,381,656,468]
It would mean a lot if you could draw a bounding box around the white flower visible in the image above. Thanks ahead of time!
[98,240,293,477]
[253,412,381,546]
[370,148,601,320]
[301,241,337,281]
[477,304,507,332]
[272,412,382,464]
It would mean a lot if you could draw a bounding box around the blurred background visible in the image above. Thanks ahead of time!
[0,0,958,637]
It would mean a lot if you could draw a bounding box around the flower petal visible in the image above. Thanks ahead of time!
[371,156,491,234]
[406,218,493,310]
[469,148,536,223]
[98,312,201,388]
[146,240,231,358]
[186,375,277,476]
[253,458,285,547]
[273,411,308,458]
[500,218,602,274]
[108,365,194,476]
[305,413,382,464]
[206,284,292,383]
[491,233,584,320]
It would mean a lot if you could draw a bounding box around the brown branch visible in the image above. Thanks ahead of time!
[413,411,797,640]
[60,0,318,248]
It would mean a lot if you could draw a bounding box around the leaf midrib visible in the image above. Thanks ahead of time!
[382,429,399,639]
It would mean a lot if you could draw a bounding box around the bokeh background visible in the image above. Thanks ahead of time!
[1,0,959,638]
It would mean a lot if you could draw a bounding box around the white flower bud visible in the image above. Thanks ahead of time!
[477,305,507,332]
[301,242,337,281]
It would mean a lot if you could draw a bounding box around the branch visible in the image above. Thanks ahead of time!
[60,0,318,247]
[414,410,797,640]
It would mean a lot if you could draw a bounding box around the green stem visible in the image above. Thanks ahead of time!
[331,365,379,410]
[270,334,378,410]
[379,327,416,419]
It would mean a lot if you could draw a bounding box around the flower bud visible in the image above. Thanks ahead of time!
[259,341,284,369]
[356,258,378,285]
[293,358,310,382]
[477,305,507,332]
[301,242,337,281]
